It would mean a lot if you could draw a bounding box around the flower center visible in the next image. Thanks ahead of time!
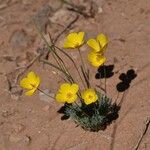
[88,95,93,100]
[67,92,73,99]
[30,83,36,88]
[96,55,101,62]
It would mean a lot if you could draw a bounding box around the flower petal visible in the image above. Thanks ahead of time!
[27,71,40,87]
[59,83,71,93]
[67,94,77,103]
[25,89,36,96]
[87,39,100,52]
[55,93,66,103]
[77,32,85,45]
[67,32,78,44]
[20,78,32,89]
[97,33,108,49]
[88,51,106,67]
[71,84,79,94]
[63,41,76,48]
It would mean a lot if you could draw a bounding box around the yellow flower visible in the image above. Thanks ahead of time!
[63,32,85,49]
[81,88,98,105]
[88,51,106,67]
[87,33,108,53]
[55,83,79,103]
[20,71,40,96]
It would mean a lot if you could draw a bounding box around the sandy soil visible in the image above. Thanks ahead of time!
[0,0,150,150]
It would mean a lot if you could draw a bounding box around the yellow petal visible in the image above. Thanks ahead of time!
[71,84,79,94]
[67,94,77,103]
[20,78,32,89]
[87,39,100,52]
[63,41,76,49]
[88,51,106,67]
[25,89,36,96]
[59,83,71,92]
[67,32,78,44]
[55,93,66,103]
[81,89,98,105]
[27,71,40,87]
[97,33,108,49]
[77,32,85,45]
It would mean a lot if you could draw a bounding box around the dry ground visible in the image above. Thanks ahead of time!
[0,0,150,150]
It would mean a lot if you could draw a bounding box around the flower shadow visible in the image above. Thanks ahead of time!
[116,69,137,92]
[95,65,114,79]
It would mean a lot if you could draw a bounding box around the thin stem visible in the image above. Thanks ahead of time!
[78,48,91,88]
[41,59,73,83]
[33,20,74,83]
[78,48,86,73]
[54,45,86,88]
[37,88,55,99]
[103,64,107,94]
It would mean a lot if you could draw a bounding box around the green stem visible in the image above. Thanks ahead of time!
[78,48,90,88]
[103,64,107,94]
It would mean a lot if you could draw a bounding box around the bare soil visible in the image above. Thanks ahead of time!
[0,0,150,150]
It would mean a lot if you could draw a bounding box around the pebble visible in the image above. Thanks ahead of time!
[42,105,50,112]
[48,0,63,12]
[12,123,25,133]
[9,135,30,145]
[10,29,31,49]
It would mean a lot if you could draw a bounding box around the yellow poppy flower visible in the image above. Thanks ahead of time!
[63,32,85,49]
[81,88,98,105]
[55,83,79,103]
[88,51,106,67]
[87,33,108,53]
[20,71,40,96]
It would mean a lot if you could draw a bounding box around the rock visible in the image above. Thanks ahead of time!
[33,5,52,33]
[1,109,17,118]
[9,135,31,145]
[42,105,50,112]
[10,87,23,100]
[48,0,63,12]
[10,29,31,49]
[22,0,34,5]
[0,3,7,10]
[39,89,54,103]
[50,9,74,24]
[9,135,21,143]
[98,7,103,13]
[12,123,25,133]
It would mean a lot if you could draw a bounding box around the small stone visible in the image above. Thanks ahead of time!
[9,135,31,145]
[10,29,31,49]
[50,9,74,24]
[42,105,50,112]
[1,109,17,117]
[39,89,54,103]
[9,135,21,143]
[113,57,119,63]
[0,4,7,10]
[12,123,25,133]
[22,0,34,5]
[33,5,52,33]
[98,7,103,13]
[48,0,63,12]
[10,87,23,100]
